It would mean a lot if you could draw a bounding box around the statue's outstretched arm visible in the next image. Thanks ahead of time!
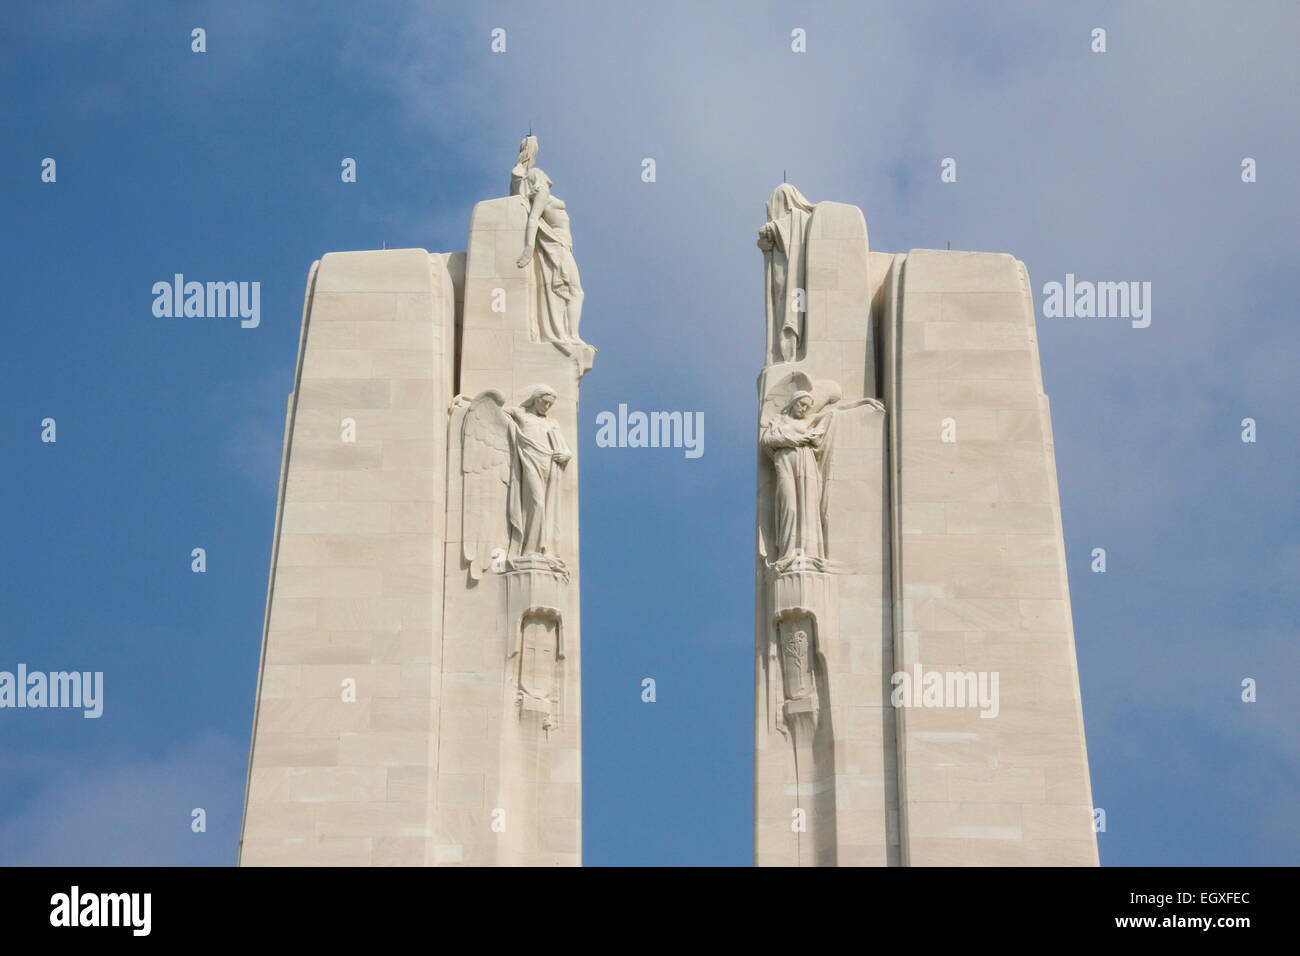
[841,396,886,412]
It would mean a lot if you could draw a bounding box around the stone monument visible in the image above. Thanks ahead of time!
[753,185,1099,866]
[238,137,590,866]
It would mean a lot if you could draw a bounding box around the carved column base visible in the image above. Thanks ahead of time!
[767,569,839,866]
[771,569,837,625]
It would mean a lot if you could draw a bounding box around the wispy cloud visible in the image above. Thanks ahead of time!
[0,733,244,866]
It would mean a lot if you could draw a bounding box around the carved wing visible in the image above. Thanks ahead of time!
[808,378,843,411]
[757,437,775,563]
[461,389,512,580]
[759,370,813,429]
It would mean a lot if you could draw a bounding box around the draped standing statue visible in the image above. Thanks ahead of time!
[460,385,572,579]
[760,379,882,572]
[756,184,816,364]
[511,136,586,348]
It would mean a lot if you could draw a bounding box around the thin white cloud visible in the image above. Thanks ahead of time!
[0,733,244,866]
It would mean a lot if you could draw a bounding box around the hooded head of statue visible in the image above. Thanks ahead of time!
[511,135,544,197]
[765,183,814,223]
[513,135,539,174]
[784,390,815,419]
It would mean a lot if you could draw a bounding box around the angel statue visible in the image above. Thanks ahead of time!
[759,373,883,573]
[511,135,585,347]
[458,385,572,580]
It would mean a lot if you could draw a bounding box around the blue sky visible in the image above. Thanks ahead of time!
[1,1,1296,865]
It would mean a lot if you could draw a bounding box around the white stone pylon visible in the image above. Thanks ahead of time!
[239,138,589,866]
[753,187,1098,866]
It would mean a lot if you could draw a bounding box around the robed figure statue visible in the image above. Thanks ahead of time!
[759,376,883,573]
[756,183,816,364]
[511,135,586,348]
[459,385,572,579]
